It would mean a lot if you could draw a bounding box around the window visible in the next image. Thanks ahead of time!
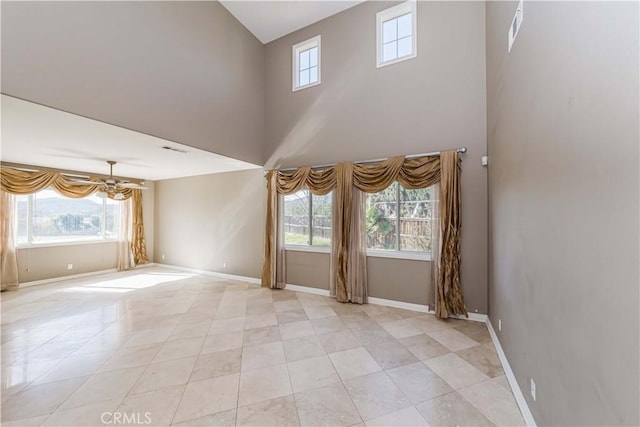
[283,189,332,247]
[366,182,434,255]
[292,35,321,91]
[15,189,121,245]
[376,1,417,68]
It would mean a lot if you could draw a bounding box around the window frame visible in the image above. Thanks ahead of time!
[283,189,332,251]
[365,182,433,260]
[15,190,121,248]
[292,35,321,92]
[376,0,417,68]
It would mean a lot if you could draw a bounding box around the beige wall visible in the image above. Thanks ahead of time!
[17,242,118,283]
[154,169,265,278]
[286,251,431,306]
[486,1,639,425]
[265,1,488,312]
[1,1,264,165]
[17,181,155,283]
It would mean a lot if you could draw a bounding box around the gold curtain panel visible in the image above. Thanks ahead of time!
[261,150,467,319]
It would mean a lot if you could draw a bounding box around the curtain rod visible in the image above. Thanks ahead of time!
[272,147,467,173]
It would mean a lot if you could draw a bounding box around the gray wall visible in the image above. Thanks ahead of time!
[154,169,265,279]
[486,1,639,425]
[265,1,488,313]
[17,181,155,283]
[1,1,264,165]
[286,251,430,305]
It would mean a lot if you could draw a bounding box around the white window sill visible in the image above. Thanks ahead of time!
[377,53,417,69]
[285,245,431,261]
[367,250,431,261]
[285,245,331,254]
[17,239,118,249]
[293,81,321,92]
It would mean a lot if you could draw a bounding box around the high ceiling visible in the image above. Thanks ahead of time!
[0,96,261,181]
[220,1,364,43]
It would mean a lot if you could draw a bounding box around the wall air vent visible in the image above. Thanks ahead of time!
[508,0,524,53]
[162,146,188,154]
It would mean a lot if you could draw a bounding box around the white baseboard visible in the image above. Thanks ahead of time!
[20,268,118,288]
[19,263,157,288]
[153,263,261,285]
[285,283,330,296]
[427,309,488,323]
[486,319,537,427]
[369,296,429,313]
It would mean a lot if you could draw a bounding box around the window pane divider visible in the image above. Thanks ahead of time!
[396,182,401,251]
[27,193,33,244]
[308,192,313,246]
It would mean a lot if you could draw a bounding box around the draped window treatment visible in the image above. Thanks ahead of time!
[1,190,19,291]
[117,198,134,271]
[261,150,467,318]
[131,189,149,265]
[0,168,134,199]
[0,167,149,287]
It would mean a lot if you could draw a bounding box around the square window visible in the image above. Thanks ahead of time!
[292,35,321,91]
[382,18,397,44]
[309,66,318,84]
[300,69,310,86]
[397,36,412,58]
[300,50,310,70]
[284,189,332,246]
[397,13,412,38]
[366,183,434,255]
[383,41,397,63]
[376,1,417,68]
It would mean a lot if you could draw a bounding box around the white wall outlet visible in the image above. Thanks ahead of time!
[481,155,488,166]
[498,319,502,331]
[223,261,228,269]
[161,254,165,260]
[67,264,73,270]
[530,378,536,401]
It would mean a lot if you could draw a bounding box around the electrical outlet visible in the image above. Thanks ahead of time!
[498,319,502,331]
[530,378,536,401]
[162,254,165,260]
[67,264,73,270]
[223,261,228,269]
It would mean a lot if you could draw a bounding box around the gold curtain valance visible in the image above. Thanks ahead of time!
[0,167,132,200]
[271,155,441,196]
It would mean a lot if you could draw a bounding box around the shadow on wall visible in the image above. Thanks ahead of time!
[265,57,362,169]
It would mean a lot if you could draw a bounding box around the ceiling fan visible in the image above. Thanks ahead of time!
[72,160,147,199]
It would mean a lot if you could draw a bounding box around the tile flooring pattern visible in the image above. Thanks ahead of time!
[1,268,524,426]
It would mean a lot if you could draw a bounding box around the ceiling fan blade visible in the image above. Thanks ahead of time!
[70,180,104,186]
[117,182,148,190]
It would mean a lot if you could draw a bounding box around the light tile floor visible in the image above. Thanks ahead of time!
[1,267,525,426]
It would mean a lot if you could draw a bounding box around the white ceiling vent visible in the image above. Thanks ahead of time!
[508,0,524,53]
[162,146,188,154]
